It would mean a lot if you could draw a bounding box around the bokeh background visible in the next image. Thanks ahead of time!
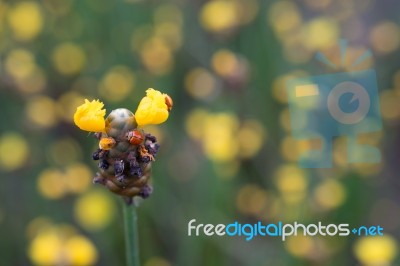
[1,0,400,265]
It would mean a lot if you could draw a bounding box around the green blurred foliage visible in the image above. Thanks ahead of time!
[1,0,400,265]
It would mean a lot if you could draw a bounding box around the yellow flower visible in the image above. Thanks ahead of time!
[135,88,171,126]
[73,99,106,132]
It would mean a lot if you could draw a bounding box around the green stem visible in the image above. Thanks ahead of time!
[123,200,140,266]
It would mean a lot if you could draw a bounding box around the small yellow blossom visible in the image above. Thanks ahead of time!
[135,88,170,126]
[73,99,106,132]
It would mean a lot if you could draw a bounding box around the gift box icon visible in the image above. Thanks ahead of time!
[286,64,382,168]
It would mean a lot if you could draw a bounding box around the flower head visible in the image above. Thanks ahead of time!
[134,89,171,126]
[74,99,106,132]
[72,90,169,203]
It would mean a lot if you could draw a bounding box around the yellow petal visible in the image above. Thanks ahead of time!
[73,99,106,132]
[135,88,170,126]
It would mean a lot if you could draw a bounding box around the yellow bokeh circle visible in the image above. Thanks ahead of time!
[52,43,86,76]
[74,189,115,231]
[314,179,346,210]
[98,65,135,102]
[354,235,398,266]
[26,96,58,128]
[7,1,43,41]
[0,132,29,171]
[5,49,36,79]
[184,68,217,100]
[200,1,237,33]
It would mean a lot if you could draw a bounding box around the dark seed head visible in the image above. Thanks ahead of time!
[92,149,102,160]
[139,156,151,163]
[145,143,160,155]
[127,151,137,161]
[99,150,109,159]
[145,134,157,143]
[139,185,153,198]
[99,160,109,169]
[130,165,142,177]
[92,114,161,200]
[114,160,125,176]
[128,156,142,177]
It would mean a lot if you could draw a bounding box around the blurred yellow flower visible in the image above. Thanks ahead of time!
[237,119,266,159]
[98,65,135,102]
[37,164,91,200]
[211,49,238,78]
[7,2,43,41]
[155,22,183,51]
[140,37,173,75]
[52,43,86,75]
[380,90,400,120]
[370,21,400,54]
[285,235,314,258]
[354,235,398,266]
[26,96,58,128]
[275,164,308,204]
[200,0,257,33]
[184,68,217,100]
[65,163,92,194]
[74,190,115,231]
[236,184,268,216]
[185,110,258,163]
[48,138,83,166]
[65,236,98,265]
[0,132,29,171]
[268,0,302,34]
[5,49,36,79]
[29,228,63,265]
[28,223,98,266]
[73,99,106,132]
[37,168,66,199]
[135,88,170,126]
[314,179,346,210]
[303,18,340,50]
[200,0,237,32]
[15,67,47,94]
[185,108,209,140]
[203,113,239,162]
